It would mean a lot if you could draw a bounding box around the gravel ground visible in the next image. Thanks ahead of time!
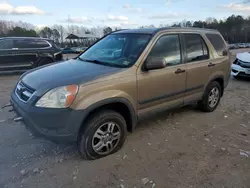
[0,50,249,188]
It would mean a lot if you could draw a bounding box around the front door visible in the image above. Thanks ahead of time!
[137,34,187,116]
[0,39,16,71]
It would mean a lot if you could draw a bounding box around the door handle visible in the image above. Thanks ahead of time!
[208,62,215,67]
[175,68,186,74]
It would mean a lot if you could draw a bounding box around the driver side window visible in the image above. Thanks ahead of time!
[148,35,181,66]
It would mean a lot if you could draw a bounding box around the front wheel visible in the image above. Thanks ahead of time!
[233,75,240,80]
[77,110,127,160]
[37,58,53,67]
[198,81,221,112]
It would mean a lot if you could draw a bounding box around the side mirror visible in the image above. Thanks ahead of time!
[144,57,167,71]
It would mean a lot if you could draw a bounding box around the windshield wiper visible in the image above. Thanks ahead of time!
[77,57,89,62]
[78,57,103,64]
[78,57,121,67]
[77,57,126,68]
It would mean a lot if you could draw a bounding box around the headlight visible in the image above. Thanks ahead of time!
[36,85,78,108]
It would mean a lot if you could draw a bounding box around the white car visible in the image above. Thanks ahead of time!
[232,52,250,78]
[238,43,247,48]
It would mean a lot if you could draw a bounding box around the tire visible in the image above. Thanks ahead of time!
[233,75,240,80]
[37,58,53,67]
[77,110,127,160]
[198,81,222,112]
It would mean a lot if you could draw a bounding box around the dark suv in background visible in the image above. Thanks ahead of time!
[0,37,63,73]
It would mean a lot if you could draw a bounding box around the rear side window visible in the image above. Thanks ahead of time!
[184,34,209,63]
[0,39,13,49]
[34,40,51,48]
[206,33,227,56]
[14,39,50,49]
[14,39,34,49]
[49,40,59,49]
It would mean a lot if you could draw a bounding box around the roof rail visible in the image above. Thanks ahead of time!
[156,27,218,32]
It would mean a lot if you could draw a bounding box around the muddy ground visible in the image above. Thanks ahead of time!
[0,50,249,188]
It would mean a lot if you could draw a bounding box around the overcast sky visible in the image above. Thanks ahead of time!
[0,0,250,28]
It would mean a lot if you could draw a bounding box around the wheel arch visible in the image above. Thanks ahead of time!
[208,76,224,96]
[78,97,137,136]
[211,76,224,96]
[36,56,54,67]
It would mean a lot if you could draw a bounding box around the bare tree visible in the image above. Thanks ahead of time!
[159,24,169,28]
[67,25,76,35]
[53,25,66,43]
[40,27,53,39]
[59,25,65,43]
[139,24,156,28]
[103,27,112,35]
[0,20,8,35]
[52,29,60,43]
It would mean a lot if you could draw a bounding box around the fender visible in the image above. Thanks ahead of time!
[206,74,225,96]
[35,52,55,66]
[77,97,138,132]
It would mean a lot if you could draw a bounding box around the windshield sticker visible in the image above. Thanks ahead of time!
[123,61,130,65]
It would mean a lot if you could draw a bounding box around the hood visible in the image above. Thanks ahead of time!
[236,52,250,63]
[22,59,122,94]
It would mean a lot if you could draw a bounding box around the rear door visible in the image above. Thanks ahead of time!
[205,33,230,84]
[12,39,39,68]
[182,33,211,104]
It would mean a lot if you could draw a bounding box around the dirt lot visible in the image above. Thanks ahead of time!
[0,50,250,188]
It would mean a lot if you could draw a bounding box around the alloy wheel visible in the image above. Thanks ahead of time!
[208,87,220,108]
[92,122,121,155]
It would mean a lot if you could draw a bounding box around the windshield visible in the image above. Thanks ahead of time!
[79,33,151,67]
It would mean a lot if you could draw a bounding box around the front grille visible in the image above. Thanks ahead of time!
[237,60,250,68]
[232,69,238,73]
[15,81,35,102]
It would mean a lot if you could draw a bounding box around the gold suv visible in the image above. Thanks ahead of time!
[10,28,230,160]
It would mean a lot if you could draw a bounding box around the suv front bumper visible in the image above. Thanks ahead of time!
[10,91,84,143]
[232,64,250,77]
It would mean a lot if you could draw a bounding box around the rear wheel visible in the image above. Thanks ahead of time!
[77,110,127,160]
[198,81,221,112]
[37,58,53,67]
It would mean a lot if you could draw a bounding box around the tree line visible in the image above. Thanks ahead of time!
[104,15,250,44]
[171,15,250,43]
[1,14,250,45]
[0,21,104,47]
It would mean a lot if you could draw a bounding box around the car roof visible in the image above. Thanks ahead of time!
[0,37,52,41]
[113,27,219,35]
